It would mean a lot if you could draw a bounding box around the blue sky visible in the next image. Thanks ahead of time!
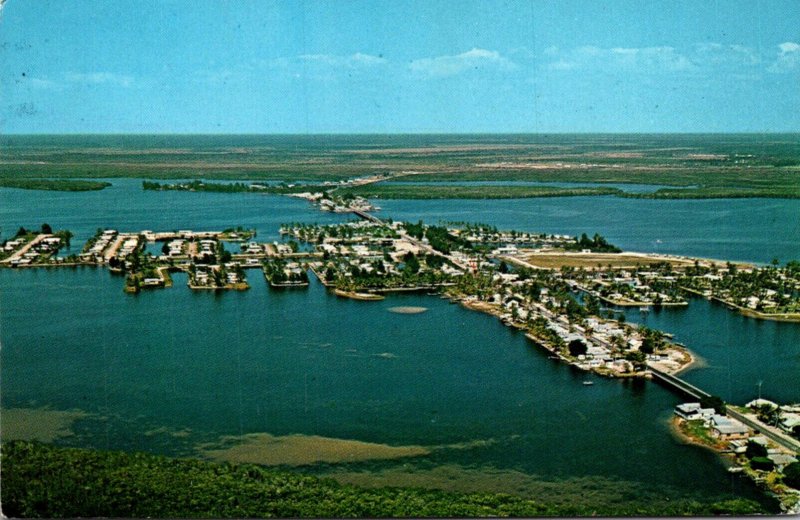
[1,0,798,133]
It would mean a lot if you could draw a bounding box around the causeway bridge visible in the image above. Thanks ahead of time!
[649,366,710,401]
[650,366,800,454]
[352,209,384,225]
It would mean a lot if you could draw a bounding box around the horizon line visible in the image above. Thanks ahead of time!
[3,131,800,137]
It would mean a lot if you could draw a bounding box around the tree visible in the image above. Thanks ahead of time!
[784,462,800,489]
[584,294,601,316]
[745,440,768,459]
[402,253,420,275]
[57,230,73,248]
[568,339,587,357]
[624,350,646,369]
[749,457,774,471]
[41,223,53,234]
[14,226,27,238]
[755,403,782,427]
[699,395,726,414]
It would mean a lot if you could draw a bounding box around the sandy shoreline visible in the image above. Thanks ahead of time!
[334,289,385,301]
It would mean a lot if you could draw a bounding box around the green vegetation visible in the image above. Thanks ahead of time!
[745,440,768,459]
[5,134,798,198]
[567,338,588,357]
[622,186,800,199]
[0,178,111,191]
[142,179,322,194]
[784,462,800,489]
[263,258,309,286]
[749,457,775,472]
[681,420,721,447]
[341,184,623,199]
[0,441,767,518]
[564,233,622,253]
[679,261,800,317]
[700,395,727,415]
[403,221,471,254]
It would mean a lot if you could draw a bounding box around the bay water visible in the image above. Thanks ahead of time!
[1,179,798,511]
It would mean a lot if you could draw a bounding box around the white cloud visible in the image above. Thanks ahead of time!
[65,72,133,87]
[693,43,760,66]
[768,42,800,73]
[545,45,696,73]
[265,52,387,81]
[291,52,387,68]
[409,48,517,78]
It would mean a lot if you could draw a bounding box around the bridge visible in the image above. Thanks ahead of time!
[648,366,711,401]
[352,208,800,455]
[352,209,384,225]
[650,366,799,454]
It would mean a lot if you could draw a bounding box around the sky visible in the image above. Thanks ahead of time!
[0,0,798,134]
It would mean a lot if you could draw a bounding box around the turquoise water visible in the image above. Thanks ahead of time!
[625,299,800,404]
[1,178,797,511]
[3,180,799,264]
[0,268,771,509]
[0,179,350,247]
[376,197,800,264]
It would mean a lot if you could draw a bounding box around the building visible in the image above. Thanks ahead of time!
[710,415,750,440]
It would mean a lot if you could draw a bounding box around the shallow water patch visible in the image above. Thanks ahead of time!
[387,306,428,314]
[1,407,89,443]
[198,432,431,466]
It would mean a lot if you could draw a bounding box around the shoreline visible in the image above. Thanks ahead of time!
[452,293,694,379]
[670,416,800,514]
[333,289,385,301]
[681,286,800,323]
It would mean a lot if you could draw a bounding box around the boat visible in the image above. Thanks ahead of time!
[582,381,594,386]
[639,306,650,312]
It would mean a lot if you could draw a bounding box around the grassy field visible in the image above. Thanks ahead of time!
[1,134,799,198]
[0,441,767,517]
[518,252,698,269]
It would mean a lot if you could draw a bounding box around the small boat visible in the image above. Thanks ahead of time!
[639,306,650,312]
[548,355,560,360]
[582,381,594,386]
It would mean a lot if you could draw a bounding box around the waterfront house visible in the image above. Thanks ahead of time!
[710,415,749,440]
[675,403,702,419]
[780,413,800,433]
[746,398,779,410]
[767,453,798,471]
[728,439,749,454]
